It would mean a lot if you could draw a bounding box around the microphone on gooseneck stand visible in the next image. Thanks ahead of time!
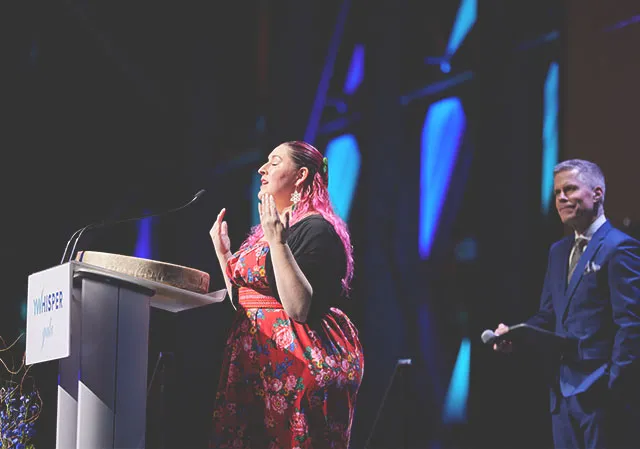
[60,189,206,264]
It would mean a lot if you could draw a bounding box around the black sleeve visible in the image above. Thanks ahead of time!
[265,217,346,308]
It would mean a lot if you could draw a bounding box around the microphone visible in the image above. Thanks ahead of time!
[481,329,503,346]
[60,189,206,264]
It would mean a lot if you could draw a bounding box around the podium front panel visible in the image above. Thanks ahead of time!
[56,273,152,449]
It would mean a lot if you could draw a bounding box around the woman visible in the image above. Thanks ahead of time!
[209,141,364,449]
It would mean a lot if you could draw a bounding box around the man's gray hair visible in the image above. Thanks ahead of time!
[554,159,606,205]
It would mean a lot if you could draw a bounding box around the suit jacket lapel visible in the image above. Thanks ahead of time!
[561,221,612,321]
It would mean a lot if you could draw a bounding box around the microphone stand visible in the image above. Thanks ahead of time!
[363,358,412,449]
[61,189,205,264]
[60,228,83,264]
[146,351,174,449]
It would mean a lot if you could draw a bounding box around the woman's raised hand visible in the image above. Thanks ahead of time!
[210,208,231,257]
[258,194,289,245]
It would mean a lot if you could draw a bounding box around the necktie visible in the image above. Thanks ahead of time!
[568,237,588,282]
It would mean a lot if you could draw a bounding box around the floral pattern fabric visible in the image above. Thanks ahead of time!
[210,242,363,449]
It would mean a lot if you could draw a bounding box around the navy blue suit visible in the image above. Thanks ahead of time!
[527,220,640,448]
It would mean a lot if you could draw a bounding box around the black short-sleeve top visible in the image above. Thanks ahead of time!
[265,214,347,313]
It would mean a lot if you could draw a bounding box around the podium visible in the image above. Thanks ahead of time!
[26,257,226,449]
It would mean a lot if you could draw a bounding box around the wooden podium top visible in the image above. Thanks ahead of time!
[76,251,210,294]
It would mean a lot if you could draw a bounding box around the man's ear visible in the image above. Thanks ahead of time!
[593,186,604,204]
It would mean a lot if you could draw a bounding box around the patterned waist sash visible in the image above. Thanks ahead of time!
[238,287,283,309]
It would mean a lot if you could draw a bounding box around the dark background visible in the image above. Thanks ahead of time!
[1,0,639,448]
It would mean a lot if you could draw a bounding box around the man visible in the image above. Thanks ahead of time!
[494,159,640,448]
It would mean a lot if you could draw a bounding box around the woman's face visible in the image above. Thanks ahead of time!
[257,144,304,210]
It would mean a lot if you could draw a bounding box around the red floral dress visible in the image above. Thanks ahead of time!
[210,241,363,449]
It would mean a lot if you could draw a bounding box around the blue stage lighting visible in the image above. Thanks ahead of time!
[343,44,364,95]
[542,62,559,215]
[447,0,477,58]
[134,217,153,259]
[325,134,361,222]
[443,338,470,424]
[419,97,466,259]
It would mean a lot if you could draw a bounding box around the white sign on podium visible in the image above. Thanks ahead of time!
[26,263,72,365]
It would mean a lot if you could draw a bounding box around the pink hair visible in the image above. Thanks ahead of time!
[240,140,354,295]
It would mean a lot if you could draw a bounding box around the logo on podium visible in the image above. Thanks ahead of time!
[26,263,72,365]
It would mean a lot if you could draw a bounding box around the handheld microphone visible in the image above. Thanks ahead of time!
[60,189,206,264]
[480,329,502,346]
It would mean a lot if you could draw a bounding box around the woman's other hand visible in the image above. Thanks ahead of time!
[210,208,231,257]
